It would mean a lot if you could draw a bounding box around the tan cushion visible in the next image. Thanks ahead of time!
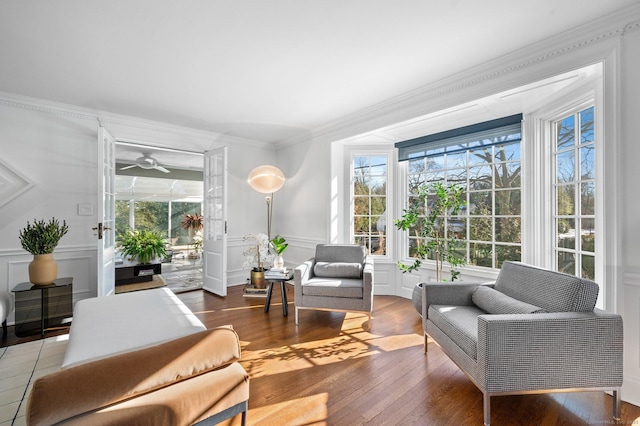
[62,362,249,426]
[27,326,245,426]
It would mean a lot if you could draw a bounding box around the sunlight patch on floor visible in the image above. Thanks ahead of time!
[240,329,422,379]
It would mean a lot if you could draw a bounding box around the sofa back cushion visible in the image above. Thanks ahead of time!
[315,244,366,265]
[494,261,599,312]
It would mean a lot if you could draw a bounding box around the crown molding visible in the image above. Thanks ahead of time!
[0,91,269,149]
[276,4,640,149]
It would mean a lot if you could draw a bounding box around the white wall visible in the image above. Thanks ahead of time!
[620,27,640,407]
[0,94,275,311]
[273,137,332,267]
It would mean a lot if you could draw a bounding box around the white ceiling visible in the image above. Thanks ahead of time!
[0,1,634,149]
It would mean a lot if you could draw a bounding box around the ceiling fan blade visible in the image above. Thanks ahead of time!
[155,165,170,173]
[120,164,137,170]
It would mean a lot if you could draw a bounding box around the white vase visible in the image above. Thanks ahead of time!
[273,255,284,269]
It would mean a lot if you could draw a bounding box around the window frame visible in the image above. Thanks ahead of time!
[347,148,393,259]
[527,83,608,309]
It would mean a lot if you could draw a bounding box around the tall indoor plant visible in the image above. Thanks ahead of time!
[19,218,69,285]
[395,182,466,281]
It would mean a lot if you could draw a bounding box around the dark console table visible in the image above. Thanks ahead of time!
[11,277,73,338]
[115,261,162,286]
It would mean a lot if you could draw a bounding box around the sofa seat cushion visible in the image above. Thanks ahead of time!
[472,286,546,314]
[429,304,485,360]
[301,277,363,299]
[314,262,362,278]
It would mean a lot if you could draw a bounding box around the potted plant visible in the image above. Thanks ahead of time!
[181,213,203,236]
[270,235,288,269]
[19,218,69,285]
[243,233,271,287]
[395,182,466,315]
[189,232,203,259]
[118,229,167,265]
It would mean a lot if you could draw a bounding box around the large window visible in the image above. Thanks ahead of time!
[397,115,522,269]
[553,106,596,279]
[115,175,203,247]
[115,200,201,245]
[351,154,388,255]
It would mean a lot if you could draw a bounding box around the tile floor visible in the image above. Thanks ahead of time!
[0,335,68,426]
[162,257,203,293]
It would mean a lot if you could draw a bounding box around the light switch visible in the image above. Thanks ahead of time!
[77,203,94,216]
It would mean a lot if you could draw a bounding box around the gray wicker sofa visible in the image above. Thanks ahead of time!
[422,261,623,426]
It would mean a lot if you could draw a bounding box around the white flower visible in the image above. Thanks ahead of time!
[243,233,273,270]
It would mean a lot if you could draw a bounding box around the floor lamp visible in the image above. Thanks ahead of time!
[247,165,285,240]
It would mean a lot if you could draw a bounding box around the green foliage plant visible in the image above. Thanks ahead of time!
[19,218,69,255]
[118,229,167,264]
[395,182,466,281]
[270,235,288,255]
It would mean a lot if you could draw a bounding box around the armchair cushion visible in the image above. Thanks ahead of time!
[314,262,362,278]
[301,277,364,298]
[472,286,545,315]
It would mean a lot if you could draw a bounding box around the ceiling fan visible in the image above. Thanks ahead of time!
[120,154,170,173]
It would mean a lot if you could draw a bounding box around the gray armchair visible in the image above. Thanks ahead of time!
[294,244,373,327]
[422,261,623,426]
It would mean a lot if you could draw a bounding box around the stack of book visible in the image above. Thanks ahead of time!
[264,268,292,280]
[242,284,268,298]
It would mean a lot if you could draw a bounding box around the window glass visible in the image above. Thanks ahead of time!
[352,155,388,255]
[405,135,522,269]
[553,106,596,279]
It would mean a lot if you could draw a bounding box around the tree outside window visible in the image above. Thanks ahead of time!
[406,135,522,269]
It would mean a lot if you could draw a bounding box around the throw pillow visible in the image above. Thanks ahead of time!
[314,262,362,278]
[472,285,546,314]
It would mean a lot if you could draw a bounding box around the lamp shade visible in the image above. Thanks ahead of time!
[247,165,285,194]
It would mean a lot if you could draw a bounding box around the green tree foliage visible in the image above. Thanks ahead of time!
[395,182,466,280]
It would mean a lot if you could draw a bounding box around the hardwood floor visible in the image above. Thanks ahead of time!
[3,285,640,425]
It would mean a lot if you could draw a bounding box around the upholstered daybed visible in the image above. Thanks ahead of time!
[27,288,249,426]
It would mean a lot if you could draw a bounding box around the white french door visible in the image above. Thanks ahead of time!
[203,147,227,295]
[97,126,116,297]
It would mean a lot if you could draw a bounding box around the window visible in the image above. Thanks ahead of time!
[397,115,522,269]
[553,106,596,279]
[351,154,388,255]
